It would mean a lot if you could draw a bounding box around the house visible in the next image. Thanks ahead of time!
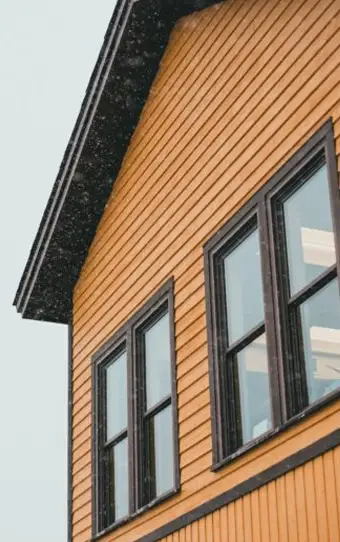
[14,0,340,540]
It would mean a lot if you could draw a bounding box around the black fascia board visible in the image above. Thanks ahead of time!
[13,0,223,324]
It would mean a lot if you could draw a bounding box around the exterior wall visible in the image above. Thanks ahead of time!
[157,446,340,542]
[71,0,340,540]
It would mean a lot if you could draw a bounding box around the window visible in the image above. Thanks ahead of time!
[136,311,175,505]
[204,120,340,465]
[93,279,179,535]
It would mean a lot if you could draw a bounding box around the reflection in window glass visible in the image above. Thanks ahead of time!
[146,406,174,499]
[106,351,127,440]
[107,438,129,523]
[300,280,340,404]
[236,333,272,444]
[224,228,264,344]
[284,165,335,296]
[144,313,171,410]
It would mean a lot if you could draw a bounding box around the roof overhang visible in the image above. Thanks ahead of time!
[14,0,223,324]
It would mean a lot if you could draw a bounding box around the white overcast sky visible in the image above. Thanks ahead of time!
[0,2,116,540]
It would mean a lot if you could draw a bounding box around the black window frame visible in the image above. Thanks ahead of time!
[204,118,340,468]
[92,278,180,538]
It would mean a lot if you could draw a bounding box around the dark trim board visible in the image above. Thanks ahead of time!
[14,0,224,323]
[67,324,73,542]
[133,430,340,542]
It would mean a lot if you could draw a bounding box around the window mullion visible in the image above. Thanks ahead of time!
[132,325,144,511]
[288,264,337,307]
[142,411,156,504]
[259,199,285,427]
[214,254,231,459]
[268,194,297,419]
[325,127,340,290]
[137,322,147,508]
[96,364,106,532]
[269,192,309,417]
[226,322,265,356]
[224,350,242,453]
[103,428,128,450]
[288,303,309,410]
[127,327,135,516]
[102,448,110,526]
[144,395,171,420]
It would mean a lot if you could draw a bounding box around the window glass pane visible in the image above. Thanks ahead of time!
[235,333,272,444]
[107,438,129,523]
[106,351,127,441]
[224,228,264,344]
[283,165,335,296]
[299,279,340,404]
[144,313,171,410]
[146,405,174,499]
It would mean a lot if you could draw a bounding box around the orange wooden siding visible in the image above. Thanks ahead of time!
[157,446,340,542]
[71,0,340,540]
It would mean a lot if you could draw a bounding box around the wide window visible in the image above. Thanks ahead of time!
[93,279,179,535]
[204,120,340,464]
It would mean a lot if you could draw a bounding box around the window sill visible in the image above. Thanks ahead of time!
[91,487,180,541]
[212,387,340,473]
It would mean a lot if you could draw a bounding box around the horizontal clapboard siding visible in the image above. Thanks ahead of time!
[71,0,340,540]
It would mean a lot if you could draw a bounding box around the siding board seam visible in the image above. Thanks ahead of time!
[73,448,91,468]
[107,407,340,540]
[68,1,292,302]
[71,335,207,395]
[119,0,255,166]
[73,320,208,382]
[73,458,92,477]
[128,1,228,132]
[87,430,340,541]
[132,431,340,542]
[73,78,340,344]
[116,0,293,188]
[120,0,268,177]
[73,76,340,355]
[180,434,212,462]
[180,444,213,470]
[72,325,207,395]
[179,405,211,438]
[72,0,329,289]
[178,382,210,409]
[73,486,92,503]
[178,367,209,396]
[180,421,211,451]
[77,24,340,298]
[70,3,340,539]
[116,0,328,191]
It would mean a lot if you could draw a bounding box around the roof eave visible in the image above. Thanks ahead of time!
[14,0,223,324]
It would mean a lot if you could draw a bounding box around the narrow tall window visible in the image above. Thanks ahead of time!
[205,120,340,464]
[273,158,340,412]
[137,311,175,505]
[222,226,272,452]
[93,280,179,535]
[103,350,129,525]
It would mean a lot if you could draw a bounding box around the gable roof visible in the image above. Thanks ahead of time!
[14,0,222,324]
